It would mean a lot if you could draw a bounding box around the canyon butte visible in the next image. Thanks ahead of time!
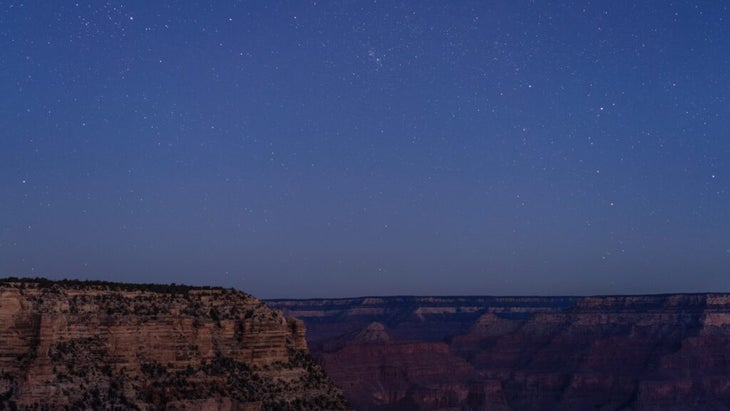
[0,278,349,410]
[269,294,730,411]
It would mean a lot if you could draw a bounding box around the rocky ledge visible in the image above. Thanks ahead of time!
[0,278,349,410]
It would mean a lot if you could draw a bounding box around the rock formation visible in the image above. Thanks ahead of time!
[269,294,730,410]
[0,278,349,410]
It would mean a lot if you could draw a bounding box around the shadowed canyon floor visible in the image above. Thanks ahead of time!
[268,295,730,411]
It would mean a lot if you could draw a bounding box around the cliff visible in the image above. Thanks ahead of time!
[0,278,349,411]
[269,294,730,410]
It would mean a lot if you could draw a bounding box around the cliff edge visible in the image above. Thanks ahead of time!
[0,278,349,410]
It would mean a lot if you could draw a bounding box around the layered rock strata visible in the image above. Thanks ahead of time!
[0,278,349,410]
[270,294,730,410]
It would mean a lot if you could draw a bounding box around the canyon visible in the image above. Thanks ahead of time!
[5,278,730,410]
[269,294,730,410]
[0,278,349,410]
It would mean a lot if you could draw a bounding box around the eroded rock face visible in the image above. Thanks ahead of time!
[0,279,349,410]
[319,332,476,410]
[270,294,730,410]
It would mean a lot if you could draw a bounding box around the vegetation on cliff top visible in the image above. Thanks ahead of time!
[0,277,228,295]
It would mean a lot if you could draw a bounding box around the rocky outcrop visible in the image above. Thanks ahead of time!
[300,320,474,410]
[270,294,730,410]
[0,278,349,410]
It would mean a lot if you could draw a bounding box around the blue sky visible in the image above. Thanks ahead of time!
[2,1,729,297]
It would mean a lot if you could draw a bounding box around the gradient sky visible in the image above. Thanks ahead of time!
[2,1,730,298]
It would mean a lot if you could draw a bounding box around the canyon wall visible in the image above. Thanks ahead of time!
[0,279,349,410]
[270,294,730,410]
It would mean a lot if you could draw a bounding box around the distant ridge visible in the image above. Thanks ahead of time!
[270,293,730,410]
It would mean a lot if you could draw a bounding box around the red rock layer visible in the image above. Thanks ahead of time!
[0,279,348,410]
[271,294,730,410]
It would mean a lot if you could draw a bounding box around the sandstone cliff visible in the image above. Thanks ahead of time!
[270,294,730,410]
[0,278,349,410]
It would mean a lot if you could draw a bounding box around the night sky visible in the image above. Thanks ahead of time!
[2,1,730,298]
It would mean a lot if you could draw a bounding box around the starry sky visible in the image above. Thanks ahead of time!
[2,1,730,298]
